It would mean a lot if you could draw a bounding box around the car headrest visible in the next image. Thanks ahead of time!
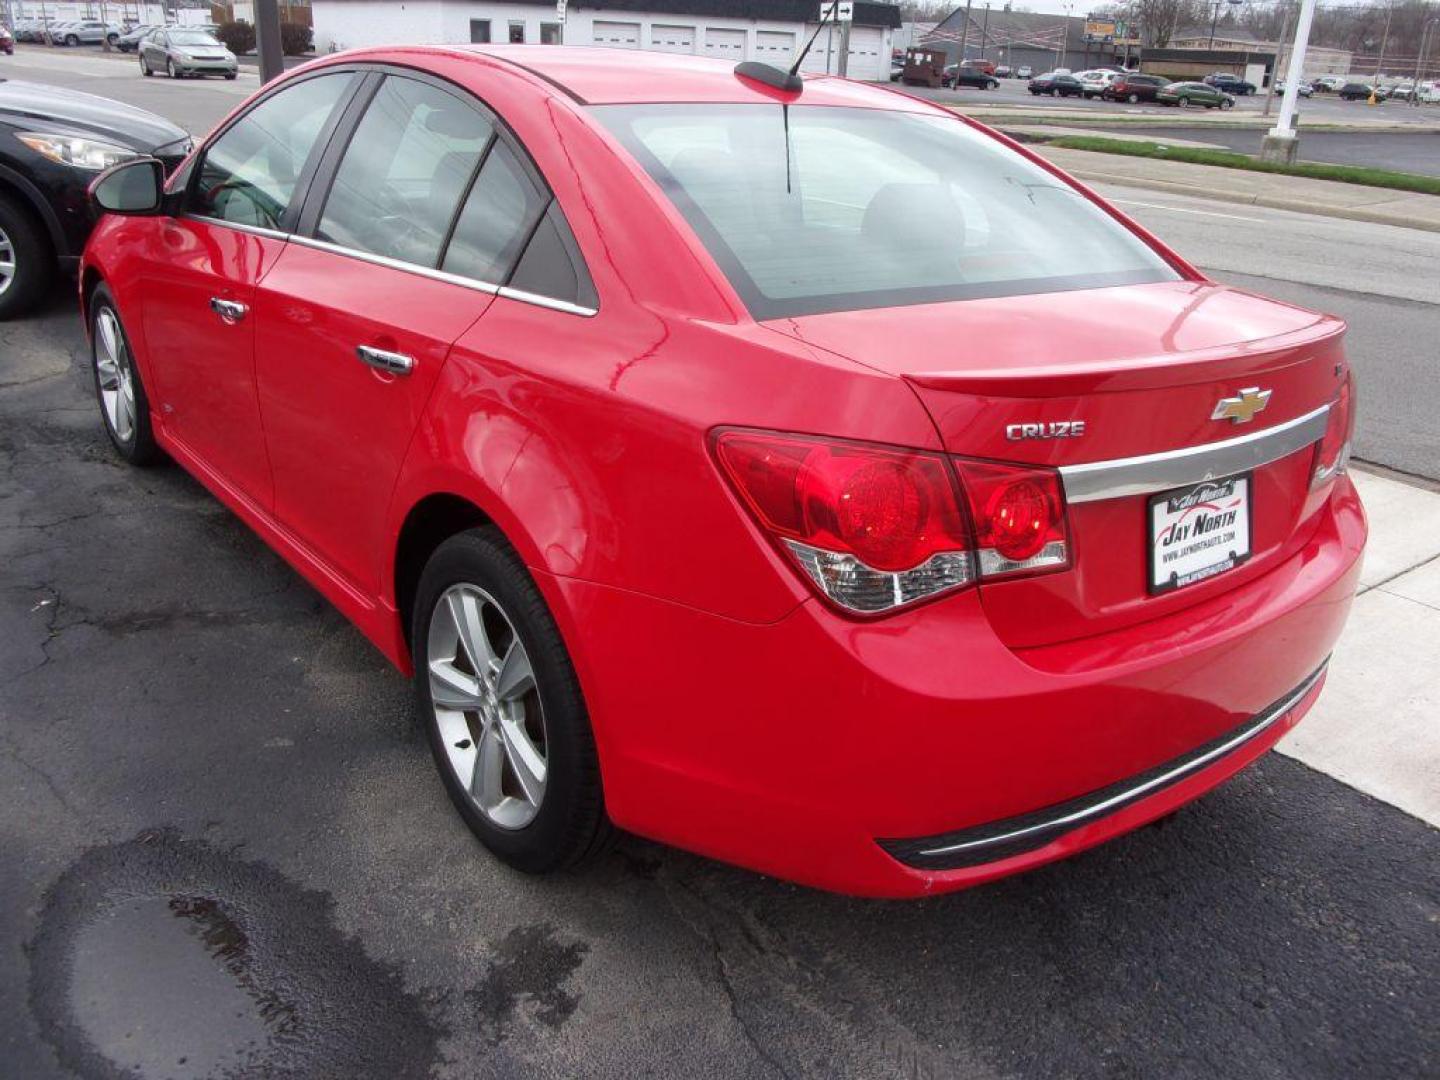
[861,182,966,252]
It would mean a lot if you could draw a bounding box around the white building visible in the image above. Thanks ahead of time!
[311,0,901,82]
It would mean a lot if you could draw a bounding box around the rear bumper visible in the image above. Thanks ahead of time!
[544,476,1365,898]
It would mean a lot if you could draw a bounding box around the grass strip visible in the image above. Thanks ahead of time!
[1046,135,1440,195]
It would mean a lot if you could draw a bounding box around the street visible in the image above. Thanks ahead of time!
[2,45,1438,1080]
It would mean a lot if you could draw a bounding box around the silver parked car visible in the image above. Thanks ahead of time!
[138,28,238,79]
[48,19,121,46]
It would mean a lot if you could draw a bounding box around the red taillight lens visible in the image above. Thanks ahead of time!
[713,431,974,612]
[1312,373,1355,489]
[713,430,1072,613]
[953,460,1070,578]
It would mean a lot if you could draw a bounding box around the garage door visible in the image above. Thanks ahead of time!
[846,26,885,81]
[754,30,795,63]
[592,21,640,48]
[651,24,695,53]
[799,24,840,74]
[703,27,746,60]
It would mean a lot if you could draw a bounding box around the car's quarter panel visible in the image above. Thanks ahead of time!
[253,245,492,596]
[137,217,283,509]
[544,474,1363,897]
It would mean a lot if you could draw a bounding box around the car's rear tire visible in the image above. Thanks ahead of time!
[224,72,237,80]
[0,194,53,322]
[139,54,151,75]
[412,527,612,874]
[166,58,177,78]
[1221,98,1234,110]
[89,284,162,465]
[1126,92,1139,103]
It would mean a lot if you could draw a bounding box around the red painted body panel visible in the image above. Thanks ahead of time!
[80,45,1366,897]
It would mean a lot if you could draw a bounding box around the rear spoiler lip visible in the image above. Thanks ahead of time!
[903,318,1346,398]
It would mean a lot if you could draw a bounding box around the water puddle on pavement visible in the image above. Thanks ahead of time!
[67,894,286,1079]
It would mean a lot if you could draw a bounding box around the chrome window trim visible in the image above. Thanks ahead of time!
[913,661,1328,860]
[176,215,597,316]
[1060,403,1331,504]
[180,213,289,242]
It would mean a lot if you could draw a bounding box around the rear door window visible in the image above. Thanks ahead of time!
[316,75,494,268]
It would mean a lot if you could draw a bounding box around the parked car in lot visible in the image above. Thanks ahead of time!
[1311,75,1343,92]
[944,64,1000,90]
[47,19,121,46]
[138,28,238,79]
[1204,72,1255,95]
[78,46,1364,897]
[1275,78,1314,97]
[1028,71,1084,96]
[1016,64,1033,78]
[1338,82,1377,101]
[0,25,14,55]
[1077,69,1121,98]
[1103,72,1168,102]
[115,24,162,52]
[1157,81,1235,109]
[0,80,190,318]
[994,64,1012,77]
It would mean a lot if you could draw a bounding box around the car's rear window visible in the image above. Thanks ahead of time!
[594,104,1177,320]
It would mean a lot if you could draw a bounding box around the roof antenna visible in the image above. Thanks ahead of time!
[733,0,840,93]
[790,0,841,80]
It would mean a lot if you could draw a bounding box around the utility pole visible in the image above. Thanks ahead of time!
[1262,0,1317,163]
[1262,1,1293,118]
[1414,16,1437,104]
[1208,0,1220,48]
[979,2,990,60]
[958,0,971,64]
[1374,0,1393,80]
[255,0,283,82]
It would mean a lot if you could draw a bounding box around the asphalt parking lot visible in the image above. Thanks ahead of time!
[2,46,1438,1080]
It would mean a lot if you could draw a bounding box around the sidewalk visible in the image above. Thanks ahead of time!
[1277,467,1440,827]
[1036,144,1440,232]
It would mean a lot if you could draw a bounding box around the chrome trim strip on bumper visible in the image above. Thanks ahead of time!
[878,661,1329,871]
[1060,404,1331,504]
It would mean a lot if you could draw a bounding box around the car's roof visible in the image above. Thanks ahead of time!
[452,45,936,110]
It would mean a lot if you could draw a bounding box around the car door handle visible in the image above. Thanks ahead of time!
[209,297,248,323]
[355,345,415,376]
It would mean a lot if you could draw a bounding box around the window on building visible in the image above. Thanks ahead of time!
[316,76,494,269]
[508,21,525,43]
[541,22,561,45]
[469,19,490,43]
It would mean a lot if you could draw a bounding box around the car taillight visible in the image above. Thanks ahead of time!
[713,430,1071,614]
[952,460,1071,579]
[1312,373,1355,489]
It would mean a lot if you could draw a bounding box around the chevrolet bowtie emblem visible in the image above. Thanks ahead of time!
[1211,387,1272,424]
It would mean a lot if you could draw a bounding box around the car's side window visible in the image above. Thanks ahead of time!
[439,141,547,285]
[191,72,354,231]
[316,76,494,269]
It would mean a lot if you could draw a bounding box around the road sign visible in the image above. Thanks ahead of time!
[820,1,853,22]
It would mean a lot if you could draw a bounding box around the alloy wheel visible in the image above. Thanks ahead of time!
[94,308,137,445]
[427,584,547,830]
[0,223,14,298]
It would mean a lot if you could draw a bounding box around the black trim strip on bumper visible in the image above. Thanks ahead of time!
[877,661,1329,872]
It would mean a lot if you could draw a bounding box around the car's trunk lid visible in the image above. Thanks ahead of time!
[764,281,1348,648]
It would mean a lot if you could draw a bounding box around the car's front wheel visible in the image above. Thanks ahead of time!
[1126,92,1140,103]
[0,194,52,321]
[413,528,611,873]
[89,284,161,464]
[166,57,177,78]
[1221,98,1234,109]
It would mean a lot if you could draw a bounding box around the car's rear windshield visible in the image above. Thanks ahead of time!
[594,104,1178,320]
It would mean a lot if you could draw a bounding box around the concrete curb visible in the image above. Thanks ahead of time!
[1059,166,1440,233]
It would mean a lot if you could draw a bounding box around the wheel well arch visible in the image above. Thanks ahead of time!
[80,264,105,326]
[0,169,63,256]
[393,492,493,647]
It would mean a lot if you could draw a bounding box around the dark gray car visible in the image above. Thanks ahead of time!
[138,28,238,79]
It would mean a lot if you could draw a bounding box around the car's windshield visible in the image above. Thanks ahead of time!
[596,103,1177,320]
[170,30,218,46]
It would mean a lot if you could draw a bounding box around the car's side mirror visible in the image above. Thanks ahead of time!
[89,157,165,216]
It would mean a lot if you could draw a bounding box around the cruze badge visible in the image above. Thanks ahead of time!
[1211,387,1272,424]
[1006,421,1086,441]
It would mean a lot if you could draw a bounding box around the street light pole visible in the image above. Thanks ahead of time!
[1262,0,1318,163]
[958,0,971,64]
[1262,1,1293,118]
[1414,17,1437,104]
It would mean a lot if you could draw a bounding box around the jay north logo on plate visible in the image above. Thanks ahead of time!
[1211,387,1272,424]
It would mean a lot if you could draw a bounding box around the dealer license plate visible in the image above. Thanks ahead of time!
[1148,475,1252,595]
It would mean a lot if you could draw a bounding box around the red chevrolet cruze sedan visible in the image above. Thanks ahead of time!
[80,46,1364,897]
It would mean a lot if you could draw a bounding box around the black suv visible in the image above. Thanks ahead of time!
[1204,73,1257,95]
[0,79,190,319]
